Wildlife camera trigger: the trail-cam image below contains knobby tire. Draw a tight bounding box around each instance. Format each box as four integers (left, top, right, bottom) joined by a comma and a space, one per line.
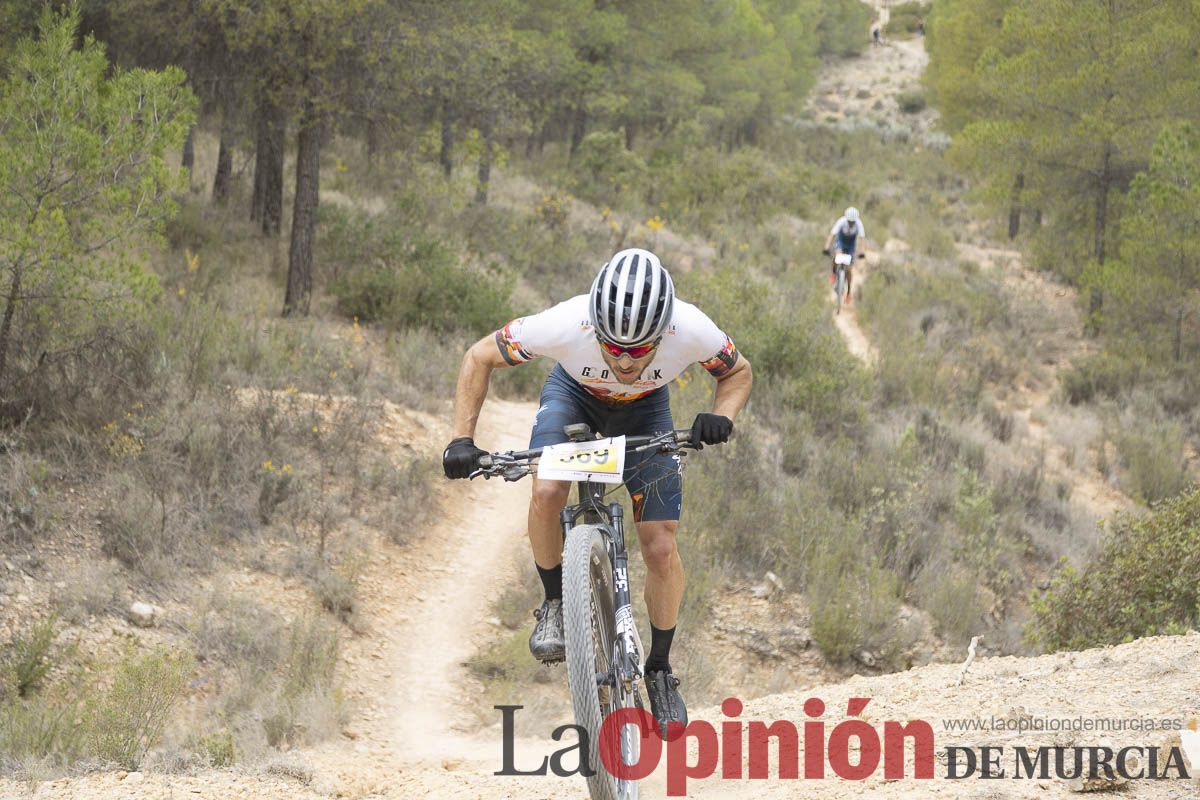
563, 523, 640, 800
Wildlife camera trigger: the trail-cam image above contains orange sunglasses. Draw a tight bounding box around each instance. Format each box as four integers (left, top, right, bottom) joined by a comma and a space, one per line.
597, 337, 659, 359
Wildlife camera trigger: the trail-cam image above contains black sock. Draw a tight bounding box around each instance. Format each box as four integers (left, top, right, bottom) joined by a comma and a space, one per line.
645, 624, 675, 673
537, 563, 563, 602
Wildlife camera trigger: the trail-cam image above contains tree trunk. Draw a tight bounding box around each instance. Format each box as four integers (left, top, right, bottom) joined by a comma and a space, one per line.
260, 101, 285, 237
1007, 172, 1024, 239
1087, 150, 1112, 330
366, 116, 380, 168
251, 107, 265, 222
213, 74, 237, 205
212, 112, 234, 206
0, 267, 20, 392
1174, 307, 1183, 362
181, 127, 195, 181
284, 103, 321, 317
569, 100, 587, 159
439, 96, 454, 179
474, 113, 494, 206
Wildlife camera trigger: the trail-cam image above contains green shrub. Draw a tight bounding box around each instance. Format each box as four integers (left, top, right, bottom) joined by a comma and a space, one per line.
1028, 489, 1200, 650
313, 558, 360, 627
332, 237, 512, 335
98, 474, 172, 579
817, 0, 872, 56
53, 561, 123, 624
88, 648, 193, 770
885, 1, 930, 36
897, 91, 927, 114
0, 698, 84, 770
263, 615, 342, 747
807, 537, 901, 665
1114, 421, 1190, 504
572, 131, 648, 204
1060, 354, 1141, 404
921, 565, 985, 644
196, 729, 236, 767
1, 619, 57, 698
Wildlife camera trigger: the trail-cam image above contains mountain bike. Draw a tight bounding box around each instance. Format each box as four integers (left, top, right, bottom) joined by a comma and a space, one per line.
832, 251, 852, 314
473, 425, 698, 800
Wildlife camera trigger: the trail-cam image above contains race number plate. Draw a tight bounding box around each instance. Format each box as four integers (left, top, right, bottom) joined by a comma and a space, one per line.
537, 436, 626, 484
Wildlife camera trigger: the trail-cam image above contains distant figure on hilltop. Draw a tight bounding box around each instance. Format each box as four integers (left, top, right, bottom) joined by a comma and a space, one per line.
872, 24, 882, 45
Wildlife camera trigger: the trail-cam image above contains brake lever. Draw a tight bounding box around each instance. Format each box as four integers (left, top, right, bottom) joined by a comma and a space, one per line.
502, 465, 532, 482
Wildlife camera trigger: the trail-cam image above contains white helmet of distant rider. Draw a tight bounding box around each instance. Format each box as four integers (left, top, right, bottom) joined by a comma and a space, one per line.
845, 207, 860, 224
589, 248, 675, 348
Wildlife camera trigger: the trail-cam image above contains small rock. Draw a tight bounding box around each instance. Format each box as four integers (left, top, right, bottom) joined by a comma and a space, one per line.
852, 649, 878, 668
765, 571, 784, 594
129, 601, 157, 628
442, 758, 463, 771
116, 771, 128, 780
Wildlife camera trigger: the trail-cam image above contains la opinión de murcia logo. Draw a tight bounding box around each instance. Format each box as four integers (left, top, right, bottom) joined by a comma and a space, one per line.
495, 699, 1196, 796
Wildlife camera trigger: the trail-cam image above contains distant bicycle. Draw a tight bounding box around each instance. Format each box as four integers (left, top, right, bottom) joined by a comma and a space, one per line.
824, 249, 865, 313
473, 424, 703, 800
833, 252, 852, 313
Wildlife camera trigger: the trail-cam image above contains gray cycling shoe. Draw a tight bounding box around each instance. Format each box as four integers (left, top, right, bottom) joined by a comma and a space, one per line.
646, 668, 688, 739
529, 599, 565, 664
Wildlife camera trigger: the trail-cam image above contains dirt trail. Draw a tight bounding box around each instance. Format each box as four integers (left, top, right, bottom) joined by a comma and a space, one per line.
831, 257, 879, 366
4, 398, 582, 799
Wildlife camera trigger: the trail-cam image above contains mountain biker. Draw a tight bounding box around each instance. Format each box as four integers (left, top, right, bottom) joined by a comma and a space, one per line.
822, 206, 870, 305
442, 248, 753, 738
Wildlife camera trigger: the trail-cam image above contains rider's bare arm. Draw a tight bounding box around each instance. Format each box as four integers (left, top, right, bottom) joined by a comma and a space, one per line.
451, 334, 513, 439
712, 355, 752, 421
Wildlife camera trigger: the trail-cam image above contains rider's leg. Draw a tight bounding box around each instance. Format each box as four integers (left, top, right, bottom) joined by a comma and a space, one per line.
525, 367, 598, 661
528, 476, 570, 575
637, 519, 684, 629
636, 519, 683, 668
527, 365, 599, 597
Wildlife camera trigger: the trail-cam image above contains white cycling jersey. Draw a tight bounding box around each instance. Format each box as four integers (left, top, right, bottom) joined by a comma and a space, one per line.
495, 295, 739, 406
830, 216, 867, 240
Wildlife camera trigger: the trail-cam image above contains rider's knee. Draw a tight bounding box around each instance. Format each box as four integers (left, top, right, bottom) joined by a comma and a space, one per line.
638, 523, 679, 572
530, 478, 570, 512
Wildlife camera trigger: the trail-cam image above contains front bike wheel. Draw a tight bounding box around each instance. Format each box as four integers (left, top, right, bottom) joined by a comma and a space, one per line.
563, 524, 642, 800
835, 266, 847, 314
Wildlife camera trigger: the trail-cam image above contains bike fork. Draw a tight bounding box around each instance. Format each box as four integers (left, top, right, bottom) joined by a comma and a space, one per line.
608, 503, 640, 692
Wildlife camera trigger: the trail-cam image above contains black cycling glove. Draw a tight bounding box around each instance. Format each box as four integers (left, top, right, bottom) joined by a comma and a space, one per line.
690, 413, 734, 447
443, 436, 487, 479
822, 248, 831, 256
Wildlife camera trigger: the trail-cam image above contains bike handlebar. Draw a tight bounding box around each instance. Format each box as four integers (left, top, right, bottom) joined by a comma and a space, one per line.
473, 429, 697, 480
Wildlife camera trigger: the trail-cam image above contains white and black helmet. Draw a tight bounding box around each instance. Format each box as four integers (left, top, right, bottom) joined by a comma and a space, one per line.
845, 207, 860, 223
589, 248, 675, 347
